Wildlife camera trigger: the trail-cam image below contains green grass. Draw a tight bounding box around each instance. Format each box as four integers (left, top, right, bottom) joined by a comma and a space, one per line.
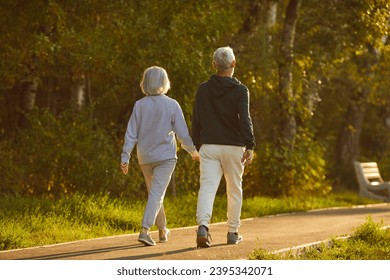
249, 217, 390, 260
0, 191, 378, 251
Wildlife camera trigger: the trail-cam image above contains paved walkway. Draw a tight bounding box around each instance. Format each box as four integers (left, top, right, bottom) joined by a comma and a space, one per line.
1, 203, 390, 260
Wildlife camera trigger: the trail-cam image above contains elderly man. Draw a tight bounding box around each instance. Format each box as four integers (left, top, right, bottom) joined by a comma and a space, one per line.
192, 46, 256, 247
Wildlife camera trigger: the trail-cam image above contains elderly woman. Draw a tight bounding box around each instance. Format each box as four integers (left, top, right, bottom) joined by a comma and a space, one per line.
121, 66, 199, 246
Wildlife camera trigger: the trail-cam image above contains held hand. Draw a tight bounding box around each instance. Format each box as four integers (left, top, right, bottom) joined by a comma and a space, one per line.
120, 162, 129, 175
191, 150, 200, 161
241, 149, 254, 166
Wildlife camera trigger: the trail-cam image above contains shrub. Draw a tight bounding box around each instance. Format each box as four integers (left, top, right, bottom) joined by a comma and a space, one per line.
6, 109, 145, 197
170, 149, 200, 196
0, 140, 24, 195
256, 128, 332, 196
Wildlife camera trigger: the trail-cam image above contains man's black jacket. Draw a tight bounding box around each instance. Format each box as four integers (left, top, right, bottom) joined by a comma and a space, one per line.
191, 74, 256, 151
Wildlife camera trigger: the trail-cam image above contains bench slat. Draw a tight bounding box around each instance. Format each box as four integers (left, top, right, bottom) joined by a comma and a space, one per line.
361, 162, 378, 167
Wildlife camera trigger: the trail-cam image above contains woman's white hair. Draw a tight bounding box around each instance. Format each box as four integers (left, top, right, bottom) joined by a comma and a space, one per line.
140, 66, 171, 95
213, 47, 235, 72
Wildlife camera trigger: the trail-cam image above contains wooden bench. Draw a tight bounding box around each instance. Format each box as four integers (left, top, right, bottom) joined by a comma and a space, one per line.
353, 161, 390, 202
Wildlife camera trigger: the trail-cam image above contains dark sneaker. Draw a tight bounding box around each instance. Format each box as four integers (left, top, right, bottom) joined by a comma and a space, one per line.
196, 225, 211, 248
227, 232, 243, 244
138, 231, 156, 246
159, 228, 170, 243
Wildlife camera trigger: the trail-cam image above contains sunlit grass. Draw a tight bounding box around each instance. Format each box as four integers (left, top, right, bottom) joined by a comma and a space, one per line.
0, 191, 379, 251
249, 217, 390, 260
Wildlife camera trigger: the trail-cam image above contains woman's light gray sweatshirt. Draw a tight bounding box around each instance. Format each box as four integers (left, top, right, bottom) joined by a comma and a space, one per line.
121, 94, 197, 165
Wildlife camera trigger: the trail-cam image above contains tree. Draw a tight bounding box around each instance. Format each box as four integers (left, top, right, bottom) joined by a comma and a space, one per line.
297, 0, 390, 188
277, 0, 301, 149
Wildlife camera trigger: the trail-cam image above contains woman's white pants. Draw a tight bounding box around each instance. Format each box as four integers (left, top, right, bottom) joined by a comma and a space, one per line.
140, 159, 176, 230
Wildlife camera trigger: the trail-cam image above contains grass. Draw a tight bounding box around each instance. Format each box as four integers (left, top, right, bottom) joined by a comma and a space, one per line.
249, 217, 390, 260
0, 191, 379, 251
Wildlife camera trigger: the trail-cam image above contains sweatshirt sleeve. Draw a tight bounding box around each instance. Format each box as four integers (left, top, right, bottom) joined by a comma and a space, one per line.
172, 101, 197, 155
238, 87, 256, 150
121, 105, 139, 163
191, 91, 201, 149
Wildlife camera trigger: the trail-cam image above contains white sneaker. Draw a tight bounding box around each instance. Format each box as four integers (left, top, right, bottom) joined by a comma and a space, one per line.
227, 232, 243, 244
196, 225, 211, 248
138, 231, 156, 246
159, 228, 170, 243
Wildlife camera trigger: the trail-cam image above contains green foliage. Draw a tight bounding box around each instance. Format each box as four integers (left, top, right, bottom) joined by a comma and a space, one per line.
0, 109, 144, 196
172, 150, 200, 195
300, 218, 390, 260
256, 128, 331, 196
0, 140, 24, 194
250, 217, 390, 260
1, 0, 390, 198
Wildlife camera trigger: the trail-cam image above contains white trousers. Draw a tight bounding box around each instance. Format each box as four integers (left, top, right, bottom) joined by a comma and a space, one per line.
140, 159, 176, 230
196, 144, 245, 232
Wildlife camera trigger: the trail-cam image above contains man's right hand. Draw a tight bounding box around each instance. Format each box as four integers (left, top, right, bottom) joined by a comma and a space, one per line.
241, 149, 254, 166
191, 150, 200, 161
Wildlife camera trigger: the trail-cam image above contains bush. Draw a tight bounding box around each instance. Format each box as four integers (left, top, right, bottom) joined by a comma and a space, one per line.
0, 140, 24, 195
256, 128, 332, 196
170, 149, 200, 196
3, 109, 145, 197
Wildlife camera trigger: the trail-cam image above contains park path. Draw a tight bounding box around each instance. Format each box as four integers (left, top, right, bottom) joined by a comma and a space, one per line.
1, 203, 390, 260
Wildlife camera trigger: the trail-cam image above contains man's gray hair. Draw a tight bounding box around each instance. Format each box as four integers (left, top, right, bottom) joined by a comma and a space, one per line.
213, 47, 235, 72
140, 66, 171, 95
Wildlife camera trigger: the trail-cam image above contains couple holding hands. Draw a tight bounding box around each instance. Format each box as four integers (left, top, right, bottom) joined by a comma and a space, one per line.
120, 47, 255, 248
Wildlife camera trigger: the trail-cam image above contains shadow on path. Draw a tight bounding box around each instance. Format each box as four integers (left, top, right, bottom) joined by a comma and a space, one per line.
107, 244, 227, 260
18, 244, 143, 260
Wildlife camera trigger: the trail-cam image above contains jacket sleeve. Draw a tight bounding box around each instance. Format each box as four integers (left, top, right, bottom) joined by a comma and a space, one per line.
121, 104, 138, 163
238, 87, 256, 150
191, 91, 201, 150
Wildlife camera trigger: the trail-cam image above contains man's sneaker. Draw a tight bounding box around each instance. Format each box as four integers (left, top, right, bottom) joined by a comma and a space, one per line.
138, 231, 156, 246
159, 228, 170, 243
196, 225, 211, 248
227, 232, 243, 244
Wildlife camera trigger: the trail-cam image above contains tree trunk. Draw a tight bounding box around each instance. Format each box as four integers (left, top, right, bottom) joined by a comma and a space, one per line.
18, 77, 39, 129
229, 0, 262, 52
71, 76, 87, 112
336, 45, 380, 188
266, 0, 278, 28
336, 87, 369, 188
277, 0, 301, 149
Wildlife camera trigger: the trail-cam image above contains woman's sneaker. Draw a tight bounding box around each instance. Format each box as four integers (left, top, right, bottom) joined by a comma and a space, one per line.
138, 231, 156, 246
227, 232, 243, 244
196, 225, 211, 248
159, 228, 170, 243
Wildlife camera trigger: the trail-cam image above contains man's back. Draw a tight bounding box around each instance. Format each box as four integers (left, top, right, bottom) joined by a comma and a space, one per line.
192, 74, 255, 150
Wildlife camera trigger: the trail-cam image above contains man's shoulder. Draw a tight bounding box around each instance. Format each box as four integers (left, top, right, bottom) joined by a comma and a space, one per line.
233, 79, 248, 92
236, 84, 249, 97
199, 80, 210, 88
196, 81, 210, 94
